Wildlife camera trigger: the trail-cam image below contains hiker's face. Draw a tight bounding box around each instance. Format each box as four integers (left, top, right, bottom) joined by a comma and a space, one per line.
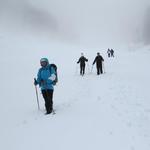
40, 61, 47, 67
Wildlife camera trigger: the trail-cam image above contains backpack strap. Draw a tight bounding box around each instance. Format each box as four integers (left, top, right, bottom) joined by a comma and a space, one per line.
49, 64, 52, 74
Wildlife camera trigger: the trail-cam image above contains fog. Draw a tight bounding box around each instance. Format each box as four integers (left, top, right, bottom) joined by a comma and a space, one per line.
0, 0, 150, 46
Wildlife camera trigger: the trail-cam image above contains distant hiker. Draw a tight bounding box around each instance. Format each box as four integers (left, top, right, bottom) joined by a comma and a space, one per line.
77, 53, 88, 76
34, 58, 56, 114
107, 48, 111, 57
93, 52, 104, 75
110, 49, 114, 57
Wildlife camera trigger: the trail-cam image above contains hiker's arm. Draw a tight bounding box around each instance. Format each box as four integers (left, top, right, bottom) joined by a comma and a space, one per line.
93, 57, 96, 65
77, 58, 80, 63
36, 70, 41, 85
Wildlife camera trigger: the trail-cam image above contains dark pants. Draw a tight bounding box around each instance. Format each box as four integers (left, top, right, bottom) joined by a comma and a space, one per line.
96, 64, 103, 75
42, 89, 53, 113
111, 53, 114, 57
80, 64, 85, 75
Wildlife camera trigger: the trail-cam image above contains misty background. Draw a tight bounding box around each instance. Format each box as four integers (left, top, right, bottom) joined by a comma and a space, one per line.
0, 0, 150, 47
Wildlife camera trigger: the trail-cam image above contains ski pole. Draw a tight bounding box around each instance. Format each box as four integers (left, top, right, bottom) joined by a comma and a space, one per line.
102, 62, 105, 73
75, 63, 78, 75
91, 65, 94, 73
34, 78, 40, 110
87, 62, 90, 74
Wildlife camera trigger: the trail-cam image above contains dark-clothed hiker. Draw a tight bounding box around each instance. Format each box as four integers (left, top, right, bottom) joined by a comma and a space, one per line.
110, 49, 114, 57
107, 48, 111, 57
93, 52, 104, 75
34, 58, 56, 115
77, 53, 88, 76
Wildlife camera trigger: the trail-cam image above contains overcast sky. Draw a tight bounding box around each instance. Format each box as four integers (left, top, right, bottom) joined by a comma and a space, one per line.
0, 0, 150, 46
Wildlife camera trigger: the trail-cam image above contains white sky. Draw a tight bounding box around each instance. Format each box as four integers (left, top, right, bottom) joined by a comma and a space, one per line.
0, 0, 150, 46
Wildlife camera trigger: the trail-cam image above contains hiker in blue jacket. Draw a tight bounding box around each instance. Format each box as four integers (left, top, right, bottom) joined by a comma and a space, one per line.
34, 58, 56, 114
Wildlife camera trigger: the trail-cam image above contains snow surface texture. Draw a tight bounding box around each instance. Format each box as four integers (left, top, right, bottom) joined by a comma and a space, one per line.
1, 35, 150, 150
0, 1, 150, 150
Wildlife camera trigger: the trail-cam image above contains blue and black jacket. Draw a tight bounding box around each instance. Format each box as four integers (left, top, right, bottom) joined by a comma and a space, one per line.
36, 64, 56, 90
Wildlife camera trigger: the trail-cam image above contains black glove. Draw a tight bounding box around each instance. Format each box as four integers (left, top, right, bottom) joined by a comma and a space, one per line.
34, 78, 38, 86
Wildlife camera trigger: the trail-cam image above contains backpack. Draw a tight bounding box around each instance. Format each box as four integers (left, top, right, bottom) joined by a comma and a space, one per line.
49, 64, 58, 85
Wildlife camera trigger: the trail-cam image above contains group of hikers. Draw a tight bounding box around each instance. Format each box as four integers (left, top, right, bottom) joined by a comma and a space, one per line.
34, 50, 114, 115
77, 52, 104, 76
107, 48, 114, 57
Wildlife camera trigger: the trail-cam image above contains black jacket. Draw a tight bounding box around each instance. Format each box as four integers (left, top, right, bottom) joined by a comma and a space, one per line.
77, 56, 88, 66
93, 55, 104, 66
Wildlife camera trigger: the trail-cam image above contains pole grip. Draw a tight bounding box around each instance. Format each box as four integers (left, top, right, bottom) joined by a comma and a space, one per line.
34, 78, 40, 110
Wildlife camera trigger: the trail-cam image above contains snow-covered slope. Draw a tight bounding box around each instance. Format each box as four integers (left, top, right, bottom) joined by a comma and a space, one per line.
0, 1, 150, 150
0, 33, 150, 150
